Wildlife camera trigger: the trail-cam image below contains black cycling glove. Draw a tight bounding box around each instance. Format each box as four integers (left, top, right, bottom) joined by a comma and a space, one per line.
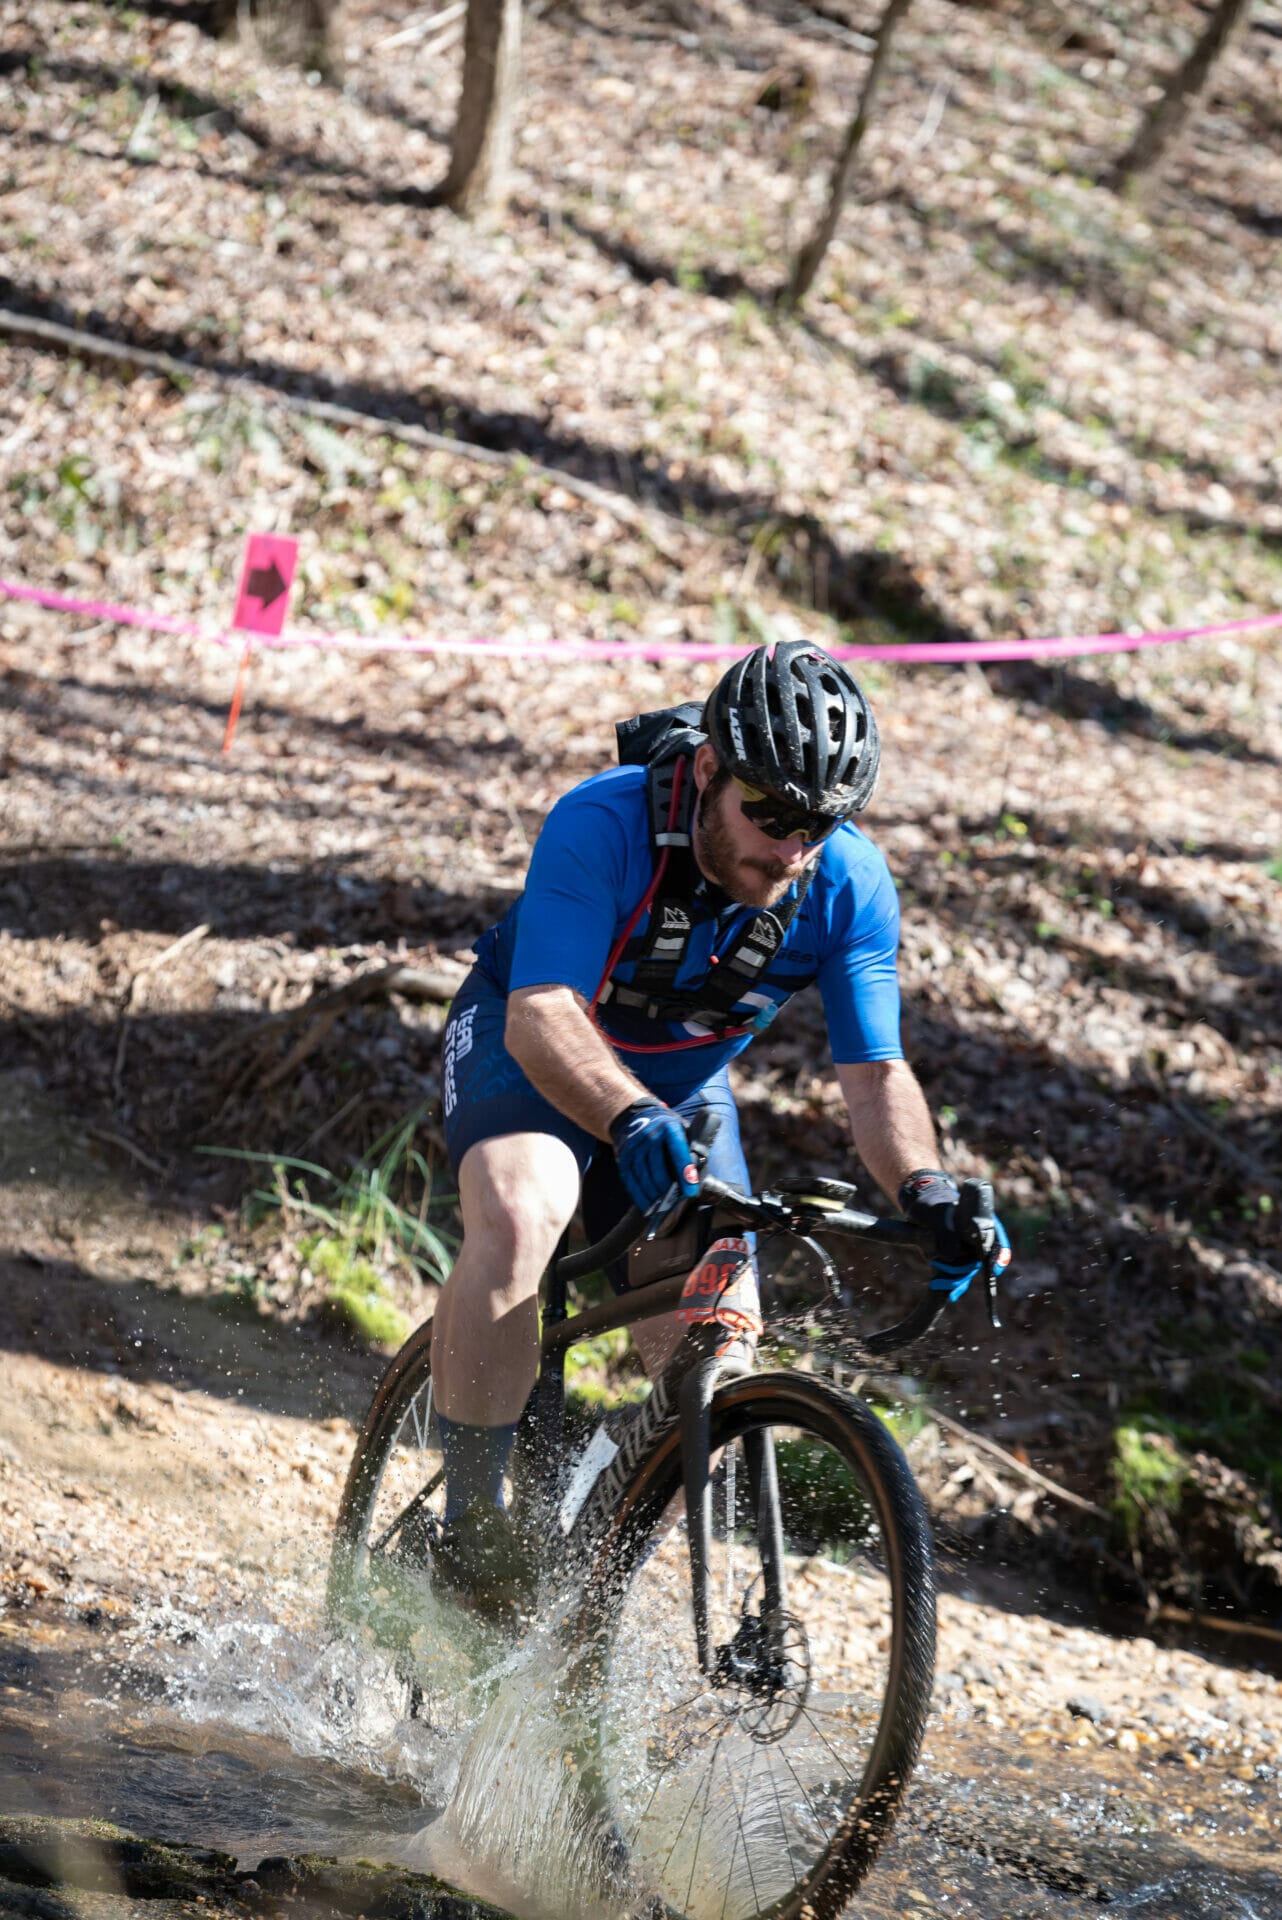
899, 1168, 1012, 1303
610, 1097, 702, 1223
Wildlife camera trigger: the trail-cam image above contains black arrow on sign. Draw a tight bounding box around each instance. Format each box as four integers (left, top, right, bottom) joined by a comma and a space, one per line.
246, 560, 287, 608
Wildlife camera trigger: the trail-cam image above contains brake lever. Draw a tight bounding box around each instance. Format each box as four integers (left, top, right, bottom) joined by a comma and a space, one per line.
957, 1177, 1003, 1331
643, 1108, 723, 1241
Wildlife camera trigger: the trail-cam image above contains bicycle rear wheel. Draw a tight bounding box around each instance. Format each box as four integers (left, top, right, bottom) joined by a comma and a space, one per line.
576, 1370, 936, 1920
327, 1323, 494, 1720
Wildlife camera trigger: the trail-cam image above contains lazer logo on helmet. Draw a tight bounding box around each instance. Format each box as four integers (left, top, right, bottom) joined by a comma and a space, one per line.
728, 709, 747, 758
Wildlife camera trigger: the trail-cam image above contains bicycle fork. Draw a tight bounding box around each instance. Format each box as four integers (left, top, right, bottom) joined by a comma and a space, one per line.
678, 1340, 789, 1678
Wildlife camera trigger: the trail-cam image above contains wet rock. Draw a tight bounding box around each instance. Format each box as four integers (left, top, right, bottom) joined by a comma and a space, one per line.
245, 1855, 513, 1918
0, 1825, 516, 1920
0, 1819, 238, 1903
0, 1886, 75, 1919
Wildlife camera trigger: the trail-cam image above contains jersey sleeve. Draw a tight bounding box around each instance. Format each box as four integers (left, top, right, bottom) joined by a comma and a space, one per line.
507, 778, 640, 1000
817, 840, 904, 1063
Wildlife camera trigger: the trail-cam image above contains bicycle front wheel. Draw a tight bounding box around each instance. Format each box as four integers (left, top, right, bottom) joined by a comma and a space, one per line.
579, 1370, 936, 1920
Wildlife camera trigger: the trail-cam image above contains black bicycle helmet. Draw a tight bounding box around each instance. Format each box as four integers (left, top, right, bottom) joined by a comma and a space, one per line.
702, 641, 881, 815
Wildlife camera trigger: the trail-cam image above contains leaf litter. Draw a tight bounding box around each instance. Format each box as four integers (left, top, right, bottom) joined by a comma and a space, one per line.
0, 0, 1279, 1619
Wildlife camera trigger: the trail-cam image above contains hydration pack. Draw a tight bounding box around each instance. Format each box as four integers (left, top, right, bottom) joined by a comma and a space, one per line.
589, 705, 814, 1045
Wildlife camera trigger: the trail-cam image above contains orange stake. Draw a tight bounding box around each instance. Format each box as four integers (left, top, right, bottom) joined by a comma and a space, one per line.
222, 639, 255, 754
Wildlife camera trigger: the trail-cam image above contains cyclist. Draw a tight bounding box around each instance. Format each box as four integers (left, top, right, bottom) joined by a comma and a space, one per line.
430, 640, 1008, 1615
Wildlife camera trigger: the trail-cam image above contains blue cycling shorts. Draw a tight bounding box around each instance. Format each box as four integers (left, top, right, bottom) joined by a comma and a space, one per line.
441, 966, 751, 1279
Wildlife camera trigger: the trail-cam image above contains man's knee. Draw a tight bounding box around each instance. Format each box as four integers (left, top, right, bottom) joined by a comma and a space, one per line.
457, 1133, 580, 1280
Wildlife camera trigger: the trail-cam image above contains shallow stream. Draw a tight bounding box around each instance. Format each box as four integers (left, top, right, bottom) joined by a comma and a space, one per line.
0, 1599, 1277, 1919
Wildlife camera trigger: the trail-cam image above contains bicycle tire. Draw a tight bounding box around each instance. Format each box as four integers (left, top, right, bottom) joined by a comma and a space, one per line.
327, 1319, 438, 1627
327, 1319, 544, 1744
568, 1369, 936, 1920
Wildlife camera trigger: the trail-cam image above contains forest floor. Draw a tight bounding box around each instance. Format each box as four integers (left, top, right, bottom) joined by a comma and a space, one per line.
1, 0, 1281, 1636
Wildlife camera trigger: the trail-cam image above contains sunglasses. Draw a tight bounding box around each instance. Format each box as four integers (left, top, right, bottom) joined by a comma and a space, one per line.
730, 776, 844, 845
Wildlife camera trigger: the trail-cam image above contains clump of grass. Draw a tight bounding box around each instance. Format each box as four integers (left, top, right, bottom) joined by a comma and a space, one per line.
565, 1327, 648, 1414
202, 1108, 457, 1348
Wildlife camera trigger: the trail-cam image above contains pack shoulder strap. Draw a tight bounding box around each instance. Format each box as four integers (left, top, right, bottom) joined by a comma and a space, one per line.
601, 751, 816, 1035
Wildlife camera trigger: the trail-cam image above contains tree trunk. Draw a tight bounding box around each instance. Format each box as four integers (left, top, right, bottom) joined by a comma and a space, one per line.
784, 0, 915, 309
1112, 0, 1253, 191
213, 0, 341, 78
435, 0, 523, 218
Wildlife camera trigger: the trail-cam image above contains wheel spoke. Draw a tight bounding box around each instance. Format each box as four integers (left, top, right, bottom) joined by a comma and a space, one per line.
795, 1703, 860, 1785
724, 1440, 736, 1614
682, 1714, 723, 1917
774, 1736, 842, 1855
762, 1739, 812, 1886
409, 1376, 434, 1454
368, 1468, 443, 1557
719, 1737, 763, 1920
657, 1743, 715, 1889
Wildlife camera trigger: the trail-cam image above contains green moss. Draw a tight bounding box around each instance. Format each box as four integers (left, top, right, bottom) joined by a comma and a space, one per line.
1111, 1422, 1190, 1544
302, 1232, 411, 1349
1126, 1364, 1282, 1502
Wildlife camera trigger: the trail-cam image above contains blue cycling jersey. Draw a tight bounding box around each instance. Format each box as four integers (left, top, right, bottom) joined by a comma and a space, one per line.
471, 765, 903, 1103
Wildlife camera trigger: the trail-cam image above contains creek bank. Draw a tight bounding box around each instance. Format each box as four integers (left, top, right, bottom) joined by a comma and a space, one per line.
0, 1819, 514, 1920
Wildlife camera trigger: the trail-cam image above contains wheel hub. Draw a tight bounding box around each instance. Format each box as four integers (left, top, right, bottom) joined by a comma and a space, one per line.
713, 1608, 812, 1743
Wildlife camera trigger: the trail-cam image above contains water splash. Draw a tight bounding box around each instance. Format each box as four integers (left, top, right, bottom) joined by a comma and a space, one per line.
143, 1591, 632, 1917
406, 1651, 632, 1920
1115, 1879, 1281, 1919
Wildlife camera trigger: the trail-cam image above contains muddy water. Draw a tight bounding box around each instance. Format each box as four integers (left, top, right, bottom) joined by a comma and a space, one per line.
0, 1603, 1277, 1920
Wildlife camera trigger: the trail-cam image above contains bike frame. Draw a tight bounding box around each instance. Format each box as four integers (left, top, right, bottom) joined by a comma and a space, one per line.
513, 1173, 999, 1681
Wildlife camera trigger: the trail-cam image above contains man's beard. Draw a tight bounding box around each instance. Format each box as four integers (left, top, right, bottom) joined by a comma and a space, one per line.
694, 781, 811, 908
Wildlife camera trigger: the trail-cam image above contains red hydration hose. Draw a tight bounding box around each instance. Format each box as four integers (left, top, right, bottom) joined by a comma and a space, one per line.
589, 756, 751, 1053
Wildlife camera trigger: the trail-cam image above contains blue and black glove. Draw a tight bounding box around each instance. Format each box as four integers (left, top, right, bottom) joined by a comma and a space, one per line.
899, 1169, 1012, 1303
610, 1097, 702, 1225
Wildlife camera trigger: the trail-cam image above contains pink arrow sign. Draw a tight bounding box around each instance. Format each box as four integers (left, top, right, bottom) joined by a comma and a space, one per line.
223, 532, 299, 752
232, 532, 299, 637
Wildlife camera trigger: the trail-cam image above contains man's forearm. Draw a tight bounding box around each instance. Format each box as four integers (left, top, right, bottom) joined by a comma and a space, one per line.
836, 1058, 941, 1202
505, 985, 645, 1140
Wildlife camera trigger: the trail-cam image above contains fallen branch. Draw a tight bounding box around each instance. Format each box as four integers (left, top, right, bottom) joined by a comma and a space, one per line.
924, 1404, 1108, 1520
0, 306, 694, 562
215, 961, 462, 1102
113, 923, 212, 1101
1166, 1095, 1280, 1195
86, 1127, 169, 1177
373, 1, 465, 50
1150, 1602, 1282, 1649
141, 922, 213, 978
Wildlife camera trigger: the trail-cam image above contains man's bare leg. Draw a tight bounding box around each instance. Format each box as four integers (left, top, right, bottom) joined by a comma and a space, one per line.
431, 1130, 581, 1426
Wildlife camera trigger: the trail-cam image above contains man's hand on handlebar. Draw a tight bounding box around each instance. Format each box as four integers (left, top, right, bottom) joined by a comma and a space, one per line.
610, 1097, 702, 1226
898, 1169, 1012, 1304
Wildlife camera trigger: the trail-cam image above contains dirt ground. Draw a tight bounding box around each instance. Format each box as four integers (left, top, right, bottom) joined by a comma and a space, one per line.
2, 587, 1279, 1615
1, 0, 1282, 1848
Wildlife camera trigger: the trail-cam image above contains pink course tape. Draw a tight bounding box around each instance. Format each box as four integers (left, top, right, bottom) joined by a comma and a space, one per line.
2, 574, 1280, 666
